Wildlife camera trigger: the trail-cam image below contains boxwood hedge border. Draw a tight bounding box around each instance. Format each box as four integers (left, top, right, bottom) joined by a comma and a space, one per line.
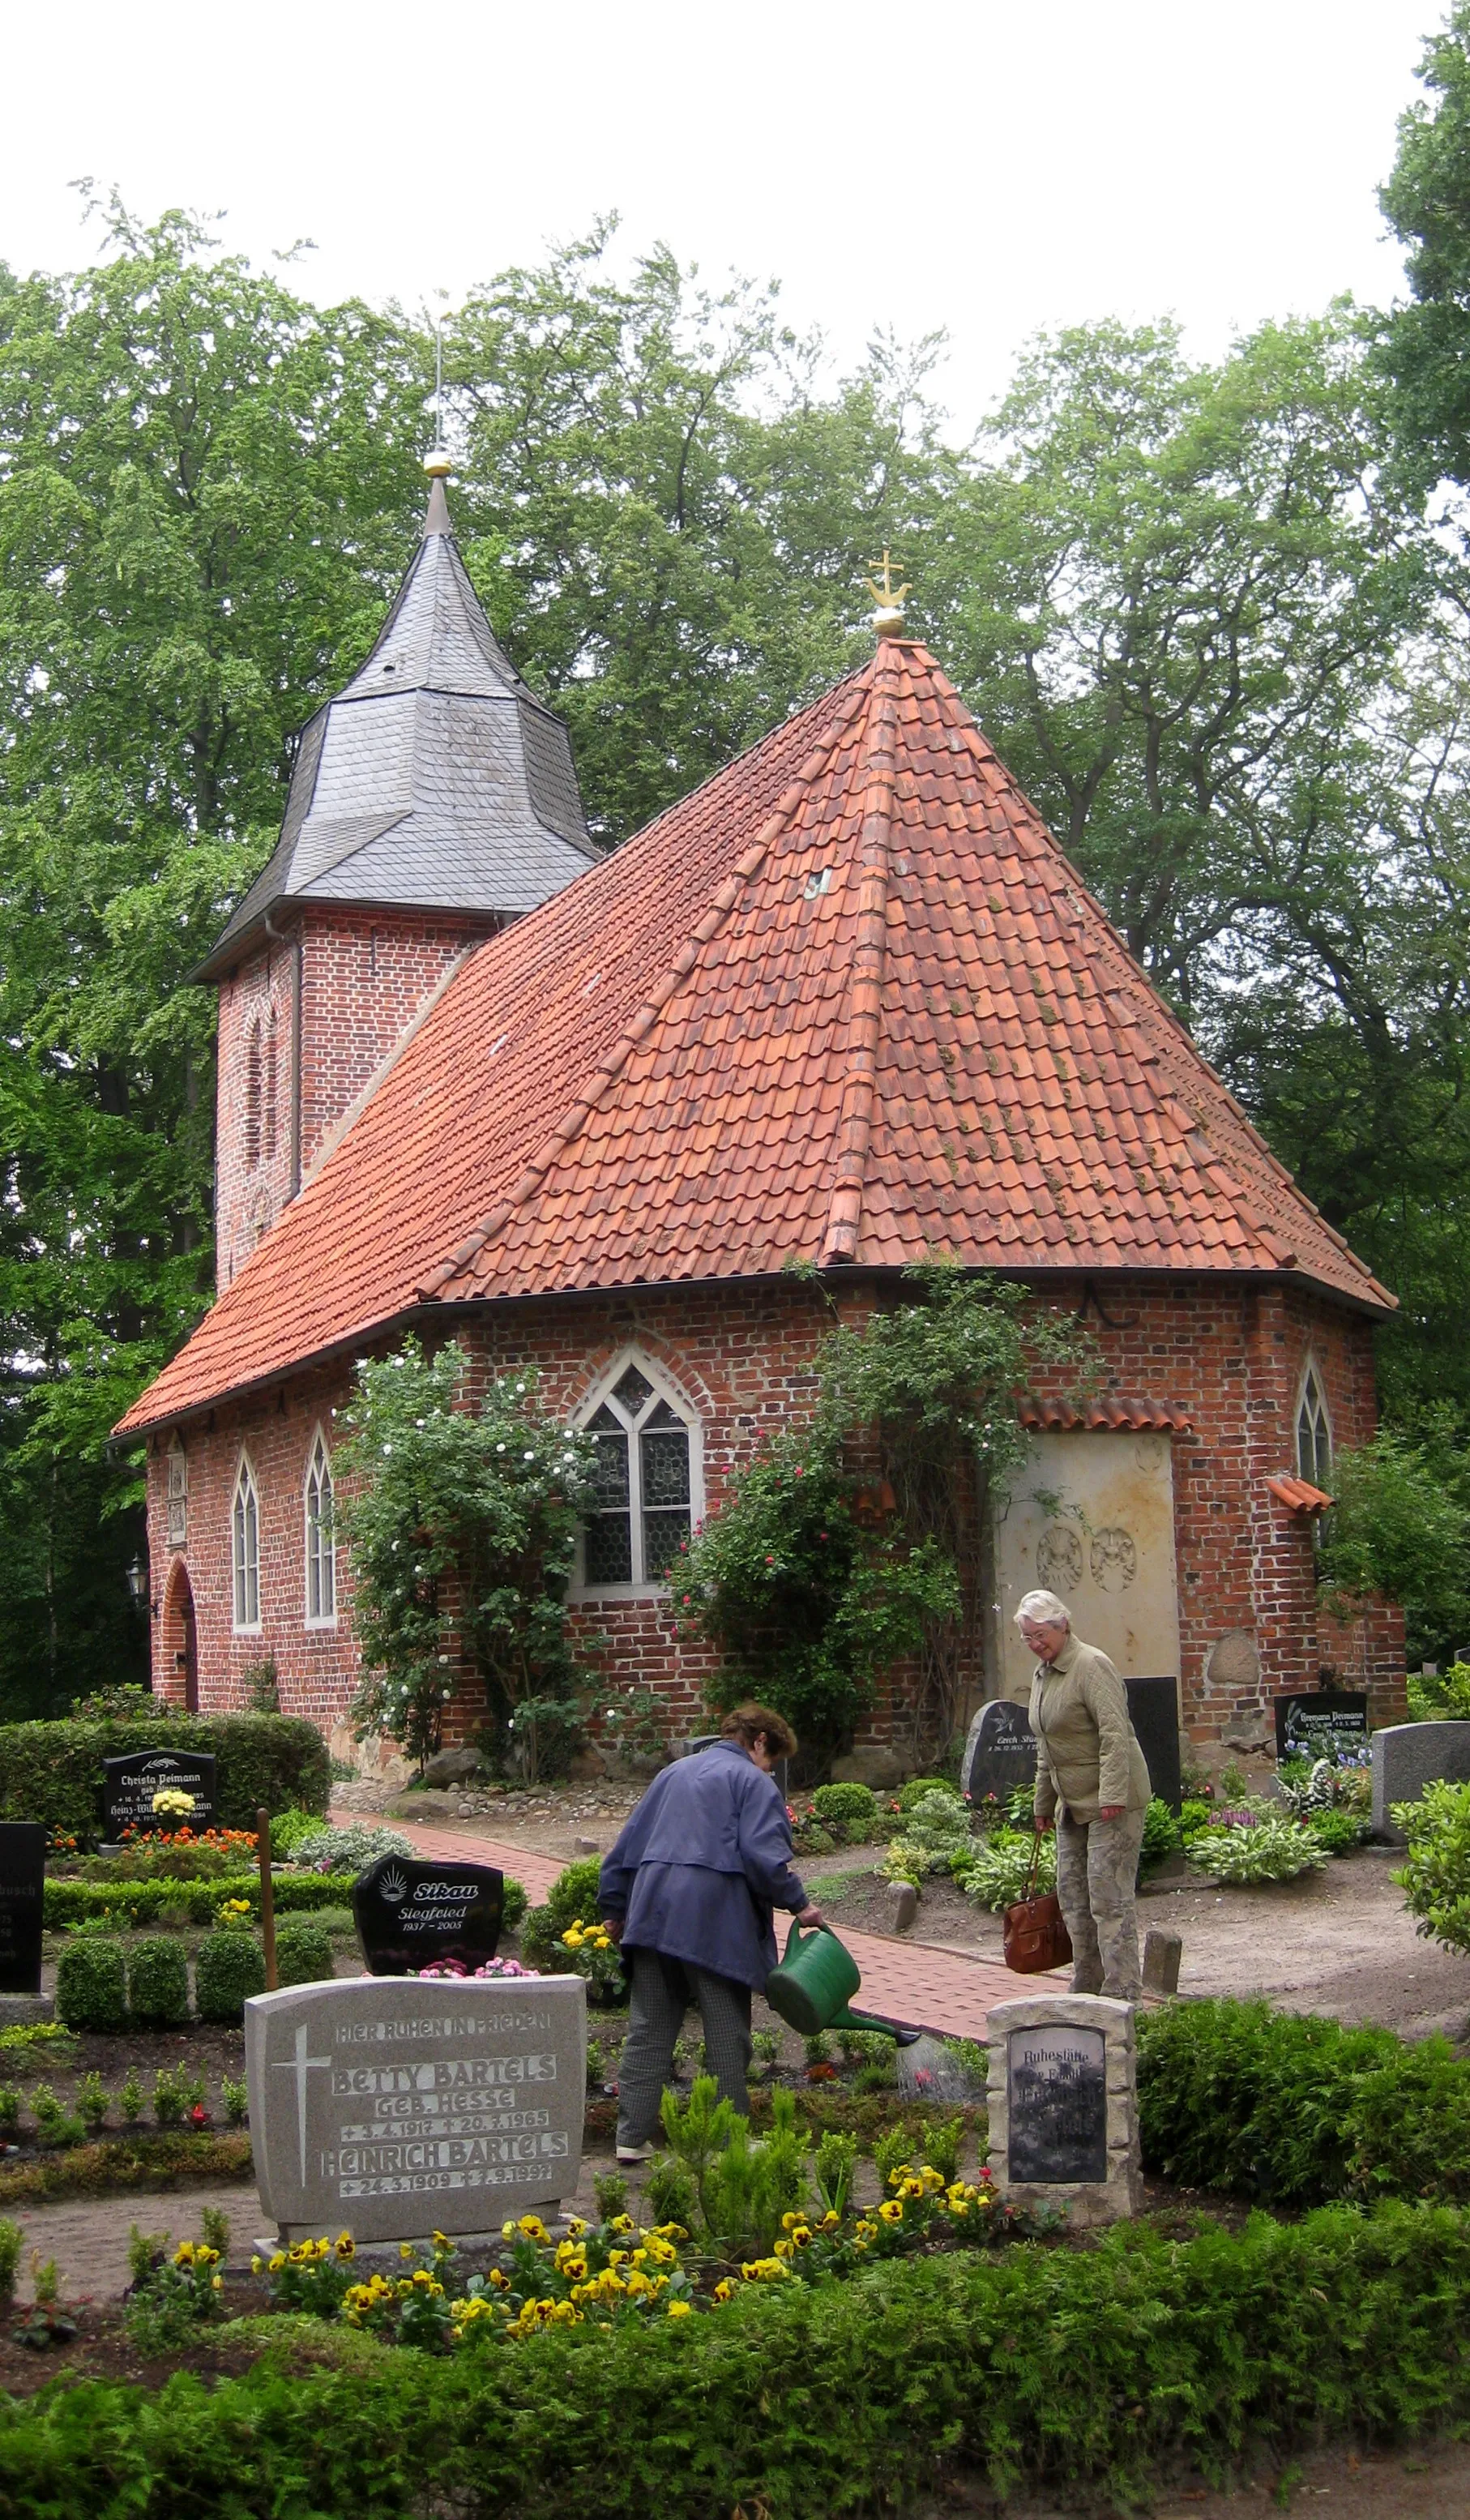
0, 2201, 1467, 2517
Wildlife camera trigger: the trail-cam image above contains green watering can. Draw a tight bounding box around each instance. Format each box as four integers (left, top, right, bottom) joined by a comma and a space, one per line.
764, 1919, 921, 2045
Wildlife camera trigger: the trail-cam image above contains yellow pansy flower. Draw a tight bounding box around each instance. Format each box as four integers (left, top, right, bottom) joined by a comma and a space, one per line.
666, 2300, 692, 2317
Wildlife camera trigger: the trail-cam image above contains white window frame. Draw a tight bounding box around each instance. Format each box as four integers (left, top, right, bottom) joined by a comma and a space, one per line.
570, 1349, 703, 1599
231, 1453, 262, 1632
304, 1426, 336, 1628
1295, 1360, 1333, 1489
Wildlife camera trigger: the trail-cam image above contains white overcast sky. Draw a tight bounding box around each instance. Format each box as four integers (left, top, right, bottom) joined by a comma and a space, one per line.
0, 0, 1443, 434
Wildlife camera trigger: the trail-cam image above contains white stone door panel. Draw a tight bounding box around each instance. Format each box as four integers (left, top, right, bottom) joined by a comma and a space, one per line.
994, 1431, 1181, 1701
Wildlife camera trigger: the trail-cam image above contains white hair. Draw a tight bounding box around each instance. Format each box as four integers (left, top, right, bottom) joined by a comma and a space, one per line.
1015, 1589, 1070, 1629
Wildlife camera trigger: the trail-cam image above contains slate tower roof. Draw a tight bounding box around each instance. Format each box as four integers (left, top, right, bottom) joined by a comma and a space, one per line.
120, 638, 1391, 1435
194, 477, 599, 981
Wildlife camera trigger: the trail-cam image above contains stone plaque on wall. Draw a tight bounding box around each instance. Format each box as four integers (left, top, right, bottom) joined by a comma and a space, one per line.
246, 1974, 587, 2244
997, 1431, 1181, 1701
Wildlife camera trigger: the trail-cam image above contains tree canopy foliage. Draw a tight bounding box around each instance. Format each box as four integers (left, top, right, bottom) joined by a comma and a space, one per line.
12, 78, 1470, 1700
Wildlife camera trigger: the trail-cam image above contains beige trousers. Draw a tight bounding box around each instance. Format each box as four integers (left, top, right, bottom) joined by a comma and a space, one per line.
1054, 1805, 1146, 2000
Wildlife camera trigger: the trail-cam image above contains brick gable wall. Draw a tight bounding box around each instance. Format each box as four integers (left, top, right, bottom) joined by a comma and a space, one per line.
143, 1275, 1405, 1762
213, 909, 496, 1293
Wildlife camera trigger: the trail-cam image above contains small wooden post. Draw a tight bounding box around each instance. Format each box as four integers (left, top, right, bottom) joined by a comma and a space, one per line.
256, 1807, 277, 1992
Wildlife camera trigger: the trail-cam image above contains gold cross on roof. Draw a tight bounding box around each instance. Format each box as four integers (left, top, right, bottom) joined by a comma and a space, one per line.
865, 550, 910, 610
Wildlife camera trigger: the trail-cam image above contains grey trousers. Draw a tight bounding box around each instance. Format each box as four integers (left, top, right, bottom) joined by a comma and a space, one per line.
1055, 1806, 1146, 2000
616, 1949, 754, 2147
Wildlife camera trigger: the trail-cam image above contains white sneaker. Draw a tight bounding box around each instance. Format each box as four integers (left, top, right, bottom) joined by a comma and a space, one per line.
615, 2143, 656, 2164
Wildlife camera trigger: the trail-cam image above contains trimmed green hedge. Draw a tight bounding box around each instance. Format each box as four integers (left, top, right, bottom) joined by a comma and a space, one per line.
44, 1871, 360, 1928
0, 1713, 330, 1838
1138, 1996, 1470, 2206
0, 2203, 1467, 2515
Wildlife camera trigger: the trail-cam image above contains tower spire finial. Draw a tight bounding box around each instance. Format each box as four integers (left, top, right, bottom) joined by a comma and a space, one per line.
422, 302, 453, 533
865, 550, 910, 638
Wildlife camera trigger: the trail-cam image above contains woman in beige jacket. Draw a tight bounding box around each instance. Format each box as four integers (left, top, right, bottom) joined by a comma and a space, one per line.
1018, 1587, 1151, 2000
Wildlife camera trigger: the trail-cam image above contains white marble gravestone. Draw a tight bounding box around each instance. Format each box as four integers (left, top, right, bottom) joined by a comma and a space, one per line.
246, 1974, 586, 2244
985, 1992, 1141, 2228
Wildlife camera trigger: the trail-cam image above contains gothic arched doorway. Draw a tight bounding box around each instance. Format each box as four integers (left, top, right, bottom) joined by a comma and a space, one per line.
161, 1560, 199, 1714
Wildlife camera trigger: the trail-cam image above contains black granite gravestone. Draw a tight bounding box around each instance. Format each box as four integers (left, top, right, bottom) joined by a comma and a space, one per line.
101, 1749, 217, 1839
353, 1854, 505, 1977
0, 1825, 45, 1995
1274, 1692, 1369, 1765
1006, 2023, 1108, 2184
1124, 1677, 1182, 1812
962, 1701, 1038, 1812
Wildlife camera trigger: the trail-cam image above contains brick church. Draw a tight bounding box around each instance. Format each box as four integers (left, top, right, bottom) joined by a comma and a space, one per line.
117, 468, 1406, 1771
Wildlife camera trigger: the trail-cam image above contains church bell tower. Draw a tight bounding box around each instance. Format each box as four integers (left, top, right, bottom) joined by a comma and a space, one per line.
194, 461, 598, 1288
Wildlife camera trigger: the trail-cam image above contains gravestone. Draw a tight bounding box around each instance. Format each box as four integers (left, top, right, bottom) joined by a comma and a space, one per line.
961, 1700, 1037, 1813
1142, 1927, 1182, 1997
1273, 1692, 1368, 1766
986, 1992, 1141, 2227
101, 1748, 216, 1839
353, 1855, 505, 1977
246, 1973, 587, 2244
1371, 1720, 1470, 1846
1124, 1676, 1182, 1812
0, 1825, 46, 2000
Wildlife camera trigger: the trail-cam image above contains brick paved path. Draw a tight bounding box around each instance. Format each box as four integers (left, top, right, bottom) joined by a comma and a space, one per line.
355, 1813, 1060, 2042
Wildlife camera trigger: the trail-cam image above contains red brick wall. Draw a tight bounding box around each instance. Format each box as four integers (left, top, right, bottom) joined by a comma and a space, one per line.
213, 910, 495, 1293
143, 1273, 1404, 1759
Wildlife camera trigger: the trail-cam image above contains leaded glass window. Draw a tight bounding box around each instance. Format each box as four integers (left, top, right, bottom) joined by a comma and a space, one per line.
232, 1458, 261, 1631
305, 1431, 335, 1624
1297, 1368, 1331, 1487
579, 1363, 694, 1589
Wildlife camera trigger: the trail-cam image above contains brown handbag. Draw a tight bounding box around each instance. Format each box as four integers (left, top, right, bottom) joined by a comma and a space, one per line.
1002, 1832, 1073, 1975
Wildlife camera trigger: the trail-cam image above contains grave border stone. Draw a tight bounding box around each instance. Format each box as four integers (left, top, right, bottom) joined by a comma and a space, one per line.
986, 1992, 1141, 2228
246, 1972, 588, 2246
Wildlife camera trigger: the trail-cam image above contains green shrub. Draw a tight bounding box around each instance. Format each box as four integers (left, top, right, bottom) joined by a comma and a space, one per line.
126, 1935, 190, 2026
896, 1775, 951, 1813
1138, 1796, 1179, 1866
288, 1820, 413, 1872
545, 1855, 605, 1932
1186, 1809, 1327, 1885
1306, 1808, 1368, 1855
1393, 1777, 1470, 1952
266, 1807, 320, 1857
810, 1782, 880, 1835
56, 1935, 127, 2032
1137, 1996, 1470, 2206
274, 1919, 334, 1987
44, 1868, 360, 1929
0, 2219, 19, 2305
1178, 1797, 1212, 1839
0, 1712, 329, 1840
956, 1827, 1055, 1911
2, 2204, 1470, 2512
194, 1932, 267, 2024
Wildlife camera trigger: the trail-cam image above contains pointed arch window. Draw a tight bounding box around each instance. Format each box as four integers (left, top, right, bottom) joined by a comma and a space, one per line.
575, 1358, 700, 1592
231, 1457, 261, 1632
304, 1431, 335, 1626
1297, 1367, 1332, 1488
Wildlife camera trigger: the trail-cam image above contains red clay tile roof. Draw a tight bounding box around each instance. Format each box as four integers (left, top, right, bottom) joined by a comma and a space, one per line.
116, 641, 1393, 1436
1018, 1395, 1194, 1434
1267, 1474, 1335, 1514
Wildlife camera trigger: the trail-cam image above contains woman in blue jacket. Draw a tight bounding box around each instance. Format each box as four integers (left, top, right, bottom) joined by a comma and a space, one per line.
599, 1704, 824, 2163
